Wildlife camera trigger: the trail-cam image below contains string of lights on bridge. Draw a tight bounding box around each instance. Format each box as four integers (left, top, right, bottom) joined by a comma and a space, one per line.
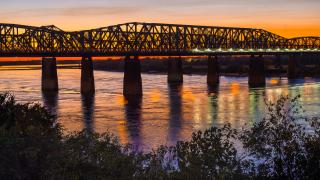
192, 48, 320, 54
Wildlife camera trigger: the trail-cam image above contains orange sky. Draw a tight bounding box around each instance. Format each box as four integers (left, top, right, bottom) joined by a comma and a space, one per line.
1, 0, 319, 38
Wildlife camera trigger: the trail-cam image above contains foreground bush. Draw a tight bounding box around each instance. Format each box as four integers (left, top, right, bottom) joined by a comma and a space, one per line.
172, 125, 243, 179
142, 125, 246, 179
0, 93, 319, 179
241, 95, 320, 179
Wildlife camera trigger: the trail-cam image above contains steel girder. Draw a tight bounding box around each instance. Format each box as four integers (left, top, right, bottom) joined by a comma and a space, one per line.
287, 37, 320, 49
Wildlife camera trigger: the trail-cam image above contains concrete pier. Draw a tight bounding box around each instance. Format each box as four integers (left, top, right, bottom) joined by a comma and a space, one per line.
123, 56, 143, 97
288, 55, 300, 79
248, 55, 266, 87
168, 57, 183, 83
207, 56, 220, 87
81, 57, 95, 93
42, 57, 58, 91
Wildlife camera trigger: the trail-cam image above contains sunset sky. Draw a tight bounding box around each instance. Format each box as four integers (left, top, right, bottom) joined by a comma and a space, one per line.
0, 0, 319, 38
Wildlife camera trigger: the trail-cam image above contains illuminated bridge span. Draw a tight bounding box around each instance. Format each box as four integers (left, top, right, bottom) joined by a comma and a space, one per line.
0, 22, 320, 97
0, 22, 320, 56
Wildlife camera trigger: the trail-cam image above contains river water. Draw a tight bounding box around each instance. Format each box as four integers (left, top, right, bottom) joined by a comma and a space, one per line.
1, 67, 320, 151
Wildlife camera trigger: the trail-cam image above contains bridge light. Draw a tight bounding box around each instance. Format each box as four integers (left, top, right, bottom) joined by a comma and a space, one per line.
205, 48, 212, 52
267, 49, 272, 52
307, 48, 311, 51
313, 48, 318, 51
258, 49, 263, 52
239, 49, 244, 52
276, 48, 281, 51
217, 48, 222, 52
193, 48, 200, 52
249, 49, 254, 52
285, 48, 289, 51
299, 49, 304, 51
228, 48, 234, 52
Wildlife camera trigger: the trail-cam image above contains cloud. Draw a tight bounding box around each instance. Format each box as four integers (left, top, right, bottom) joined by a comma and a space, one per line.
138, 0, 320, 8
0, 6, 144, 18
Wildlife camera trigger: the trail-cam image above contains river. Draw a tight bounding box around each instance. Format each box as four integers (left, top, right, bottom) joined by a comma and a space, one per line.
1, 67, 320, 151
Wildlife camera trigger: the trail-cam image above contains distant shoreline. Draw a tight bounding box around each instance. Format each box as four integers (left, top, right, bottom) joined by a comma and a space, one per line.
1, 58, 319, 78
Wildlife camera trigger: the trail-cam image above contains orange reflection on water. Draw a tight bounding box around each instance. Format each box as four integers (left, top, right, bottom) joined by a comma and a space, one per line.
192, 99, 202, 129
117, 120, 129, 145
116, 95, 128, 106
266, 84, 289, 102
216, 82, 250, 127
269, 79, 280, 86
230, 82, 240, 95
149, 89, 161, 103
182, 87, 196, 102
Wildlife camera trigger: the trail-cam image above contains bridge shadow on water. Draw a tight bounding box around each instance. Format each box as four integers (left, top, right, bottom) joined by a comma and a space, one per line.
123, 83, 185, 149
248, 88, 266, 125
288, 77, 320, 86
81, 92, 95, 133
207, 85, 219, 125
124, 95, 143, 150
168, 83, 183, 144
42, 91, 59, 121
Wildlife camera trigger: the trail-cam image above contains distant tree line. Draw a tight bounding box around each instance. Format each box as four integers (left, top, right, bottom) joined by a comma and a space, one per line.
0, 93, 319, 179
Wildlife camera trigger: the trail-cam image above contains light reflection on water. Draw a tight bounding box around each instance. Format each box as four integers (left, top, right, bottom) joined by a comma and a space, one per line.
1, 68, 320, 151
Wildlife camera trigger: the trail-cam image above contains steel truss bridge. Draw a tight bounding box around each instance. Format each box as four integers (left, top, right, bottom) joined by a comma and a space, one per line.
0, 22, 319, 57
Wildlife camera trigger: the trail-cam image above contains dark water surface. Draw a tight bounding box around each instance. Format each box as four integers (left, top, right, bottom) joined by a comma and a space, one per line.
1, 68, 320, 151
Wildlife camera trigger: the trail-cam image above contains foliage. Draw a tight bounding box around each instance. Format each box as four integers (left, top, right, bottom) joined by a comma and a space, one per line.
0, 93, 63, 179
241, 95, 320, 179
171, 124, 243, 179
140, 125, 245, 179
0, 93, 320, 179
60, 131, 144, 179
303, 119, 320, 179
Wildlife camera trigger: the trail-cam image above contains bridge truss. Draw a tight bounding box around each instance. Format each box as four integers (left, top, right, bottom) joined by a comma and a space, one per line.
0, 22, 319, 57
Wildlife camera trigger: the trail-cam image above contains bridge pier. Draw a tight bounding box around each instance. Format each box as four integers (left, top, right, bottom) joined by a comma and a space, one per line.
42, 57, 58, 91
288, 55, 301, 79
168, 57, 183, 83
123, 56, 143, 97
81, 57, 95, 93
249, 55, 266, 87
314, 55, 320, 77
207, 56, 220, 87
